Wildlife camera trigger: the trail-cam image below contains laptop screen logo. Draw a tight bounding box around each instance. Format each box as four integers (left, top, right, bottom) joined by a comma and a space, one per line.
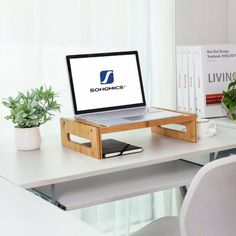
90, 70, 125, 93
100, 70, 114, 84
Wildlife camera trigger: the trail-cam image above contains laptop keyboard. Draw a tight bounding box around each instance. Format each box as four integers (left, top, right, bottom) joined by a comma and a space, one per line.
82, 107, 161, 120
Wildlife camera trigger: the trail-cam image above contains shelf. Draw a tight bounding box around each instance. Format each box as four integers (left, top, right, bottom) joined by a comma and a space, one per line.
60, 110, 197, 159
35, 160, 201, 210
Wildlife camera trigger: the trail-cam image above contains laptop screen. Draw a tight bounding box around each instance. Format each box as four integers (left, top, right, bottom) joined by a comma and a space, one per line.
66, 51, 146, 115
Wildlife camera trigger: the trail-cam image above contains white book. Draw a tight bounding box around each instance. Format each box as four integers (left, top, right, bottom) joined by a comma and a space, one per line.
193, 44, 236, 118
182, 47, 189, 112
187, 46, 196, 114
193, 46, 205, 118
176, 46, 183, 111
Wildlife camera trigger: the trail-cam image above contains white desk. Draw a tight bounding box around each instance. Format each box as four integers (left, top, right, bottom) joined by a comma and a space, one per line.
0, 120, 235, 234
0, 177, 102, 236
0, 126, 235, 189
0, 126, 236, 210
214, 117, 236, 128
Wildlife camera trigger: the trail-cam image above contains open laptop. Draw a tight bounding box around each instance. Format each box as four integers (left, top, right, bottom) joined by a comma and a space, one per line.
66, 51, 182, 127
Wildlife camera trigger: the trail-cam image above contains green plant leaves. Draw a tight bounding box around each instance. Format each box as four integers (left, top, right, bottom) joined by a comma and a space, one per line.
2, 86, 61, 128
228, 80, 236, 90
223, 80, 236, 119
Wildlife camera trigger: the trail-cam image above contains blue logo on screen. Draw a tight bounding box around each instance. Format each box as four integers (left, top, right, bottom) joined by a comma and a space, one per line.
100, 70, 114, 84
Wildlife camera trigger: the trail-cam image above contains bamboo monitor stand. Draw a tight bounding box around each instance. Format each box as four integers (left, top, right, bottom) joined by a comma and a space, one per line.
60, 109, 197, 159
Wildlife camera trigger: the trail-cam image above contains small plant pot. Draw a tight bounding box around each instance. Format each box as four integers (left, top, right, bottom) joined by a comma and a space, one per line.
15, 126, 41, 151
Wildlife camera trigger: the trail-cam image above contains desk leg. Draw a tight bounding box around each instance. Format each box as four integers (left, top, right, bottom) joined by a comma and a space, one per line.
50, 184, 56, 202
209, 152, 216, 162
180, 186, 187, 198
49, 184, 66, 210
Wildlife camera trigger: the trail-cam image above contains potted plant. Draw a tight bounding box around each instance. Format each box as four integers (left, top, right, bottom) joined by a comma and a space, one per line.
222, 80, 236, 120
2, 86, 61, 150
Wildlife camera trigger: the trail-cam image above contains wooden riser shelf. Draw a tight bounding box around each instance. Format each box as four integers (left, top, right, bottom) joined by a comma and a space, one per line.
60, 109, 197, 159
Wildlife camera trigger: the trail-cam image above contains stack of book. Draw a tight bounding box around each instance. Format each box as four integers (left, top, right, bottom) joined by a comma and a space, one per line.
176, 44, 236, 118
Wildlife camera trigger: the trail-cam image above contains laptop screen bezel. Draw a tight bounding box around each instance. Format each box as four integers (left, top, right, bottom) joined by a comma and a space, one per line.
66, 51, 146, 115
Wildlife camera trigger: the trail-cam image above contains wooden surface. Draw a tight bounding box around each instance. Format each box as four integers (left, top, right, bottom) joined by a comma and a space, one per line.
61, 118, 102, 158
35, 160, 201, 210
152, 115, 196, 142
60, 111, 197, 159
0, 126, 235, 189
0, 177, 102, 236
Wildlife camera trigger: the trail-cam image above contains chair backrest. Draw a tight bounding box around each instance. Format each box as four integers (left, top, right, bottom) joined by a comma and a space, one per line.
180, 155, 236, 236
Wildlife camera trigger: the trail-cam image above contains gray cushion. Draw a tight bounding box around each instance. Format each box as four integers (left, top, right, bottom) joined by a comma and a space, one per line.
132, 216, 180, 236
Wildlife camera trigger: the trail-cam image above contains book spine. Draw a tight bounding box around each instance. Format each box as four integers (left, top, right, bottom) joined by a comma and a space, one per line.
182, 47, 189, 112
176, 46, 183, 111
187, 46, 196, 114
193, 46, 206, 118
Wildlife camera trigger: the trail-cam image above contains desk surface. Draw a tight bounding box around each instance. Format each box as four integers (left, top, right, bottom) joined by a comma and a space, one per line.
0, 177, 102, 236
0, 126, 235, 189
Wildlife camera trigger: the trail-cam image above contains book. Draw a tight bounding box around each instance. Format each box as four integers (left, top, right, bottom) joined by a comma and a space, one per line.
176, 46, 190, 112
182, 47, 190, 112
176, 46, 184, 111
187, 46, 196, 114
193, 45, 206, 118
83, 139, 143, 158
193, 44, 236, 118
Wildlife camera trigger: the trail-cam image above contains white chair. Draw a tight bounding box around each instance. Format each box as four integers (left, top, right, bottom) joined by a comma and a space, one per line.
132, 155, 236, 236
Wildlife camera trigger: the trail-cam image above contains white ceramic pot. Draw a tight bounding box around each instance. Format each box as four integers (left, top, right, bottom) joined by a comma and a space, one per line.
15, 126, 41, 151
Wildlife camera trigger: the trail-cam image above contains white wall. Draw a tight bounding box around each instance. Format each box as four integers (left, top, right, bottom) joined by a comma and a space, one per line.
0, 1, 175, 143
175, 0, 228, 45
228, 0, 236, 42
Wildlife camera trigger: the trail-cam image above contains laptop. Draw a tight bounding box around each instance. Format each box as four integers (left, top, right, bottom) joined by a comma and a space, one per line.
66, 51, 182, 127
